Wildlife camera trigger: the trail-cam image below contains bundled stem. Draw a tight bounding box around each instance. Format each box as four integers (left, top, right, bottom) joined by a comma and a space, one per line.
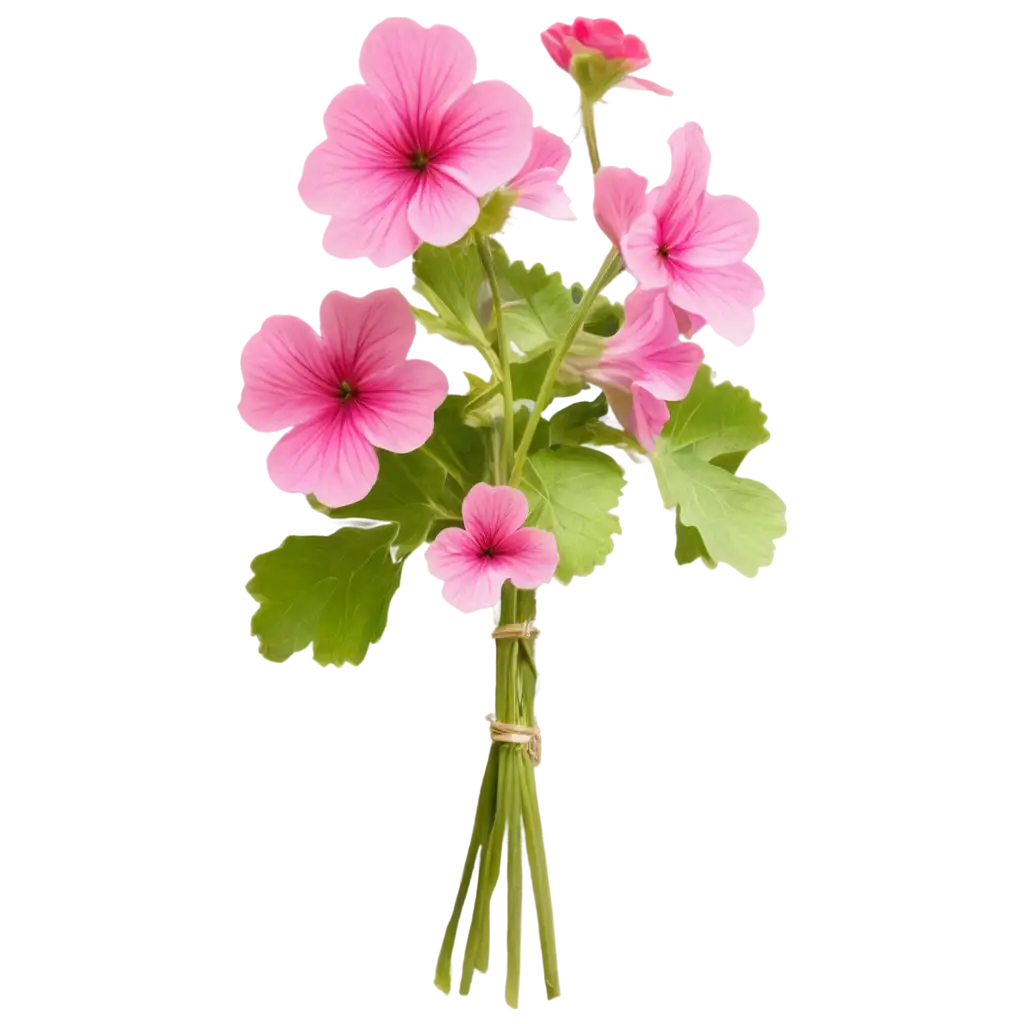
434, 586, 558, 1006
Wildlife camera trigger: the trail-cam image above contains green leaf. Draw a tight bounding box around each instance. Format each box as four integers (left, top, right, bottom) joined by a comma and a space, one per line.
501, 261, 576, 355
306, 447, 452, 557
579, 293, 624, 338
660, 365, 770, 460
423, 395, 488, 496
474, 189, 517, 235
514, 406, 550, 454
674, 520, 712, 567
247, 524, 404, 667
548, 392, 636, 448
521, 446, 625, 583
412, 242, 490, 347
652, 450, 786, 578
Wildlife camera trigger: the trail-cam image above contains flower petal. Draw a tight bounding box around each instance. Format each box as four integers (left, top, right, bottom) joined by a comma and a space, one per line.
650, 123, 710, 232
406, 171, 481, 246
623, 287, 704, 339
266, 408, 379, 507
353, 359, 449, 453
495, 528, 560, 589
621, 210, 673, 289
684, 193, 759, 266
462, 483, 529, 547
593, 166, 649, 247
665, 262, 765, 345
239, 316, 337, 431
508, 128, 575, 220
618, 75, 673, 96
425, 528, 505, 613
629, 384, 671, 451
318, 289, 416, 381
298, 85, 406, 217
359, 18, 476, 123
540, 23, 574, 70
321, 188, 419, 268
434, 80, 534, 195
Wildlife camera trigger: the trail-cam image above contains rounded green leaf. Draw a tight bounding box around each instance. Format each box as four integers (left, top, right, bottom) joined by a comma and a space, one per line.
247, 524, 404, 667
521, 447, 625, 582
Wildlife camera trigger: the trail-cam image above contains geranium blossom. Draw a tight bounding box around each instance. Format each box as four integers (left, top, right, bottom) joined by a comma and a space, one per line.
299, 18, 534, 267
239, 289, 448, 507
425, 484, 559, 612
594, 123, 763, 345
567, 289, 704, 450
541, 17, 672, 96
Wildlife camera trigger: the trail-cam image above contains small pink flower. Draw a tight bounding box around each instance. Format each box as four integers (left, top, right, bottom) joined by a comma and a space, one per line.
425, 484, 559, 612
587, 289, 704, 450
239, 289, 448, 507
299, 18, 534, 267
540, 10, 643, 74
594, 123, 763, 345
506, 127, 575, 221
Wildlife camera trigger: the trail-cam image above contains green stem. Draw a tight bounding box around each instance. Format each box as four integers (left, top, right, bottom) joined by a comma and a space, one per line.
505, 751, 523, 1008
475, 232, 514, 483
509, 246, 623, 486
581, 96, 601, 174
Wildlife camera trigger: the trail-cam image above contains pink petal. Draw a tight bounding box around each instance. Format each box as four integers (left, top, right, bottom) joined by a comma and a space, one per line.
239, 316, 337, 431
321, 189, 419, 268
665, 262, 765, 346
623, 287, 699, 338
629, 385, 671, 451
494, 528, 560, 589
508, 128, 575, 221
462, 483, 529, 547
540, 24, 573, 71
434, 80, 534, 196
359, 18, 476, 122
593, 166, 649, 247
621, 210, 673, 289
618, 75, 673, 96
406, 171, 481, 246
425, 528, 505, 613
318, 289, 415, 381
298, 85, 407, 218
352, 359, 449, 453
266, 408, 379, 508
650, 123, 711, 231
683, 193, 760, 266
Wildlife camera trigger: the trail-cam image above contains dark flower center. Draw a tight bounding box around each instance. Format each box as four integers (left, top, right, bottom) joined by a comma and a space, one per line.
481, 546, 496, 558
657, 243, 671, 257
338, 380, 356, 402
409, 149, 431, 172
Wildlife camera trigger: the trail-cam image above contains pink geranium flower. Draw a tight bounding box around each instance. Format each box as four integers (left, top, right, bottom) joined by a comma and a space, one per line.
425, 484, 559, 612
299, 18, 534, 267
239, 289, 448, 508
572, 288, 704, 450
505, 127, 575, 220
540, 10, 643, 74
594, 123, 763, 345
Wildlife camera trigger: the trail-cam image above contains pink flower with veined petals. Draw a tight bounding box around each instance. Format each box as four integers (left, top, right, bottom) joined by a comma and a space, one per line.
425, 484, 559, 613
595, 123, 763, 345
299, 18, 533, 267
540, 10, 643, 74
239, 289, 448, 508
506, 127, 575, 220
585, 289, 704, 450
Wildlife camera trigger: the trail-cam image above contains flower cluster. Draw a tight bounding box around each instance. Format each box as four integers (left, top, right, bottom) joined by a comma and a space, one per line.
240, 14, 763, 613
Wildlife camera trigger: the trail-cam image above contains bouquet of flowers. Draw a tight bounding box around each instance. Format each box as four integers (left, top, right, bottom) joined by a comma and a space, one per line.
238, 15, 785, 1006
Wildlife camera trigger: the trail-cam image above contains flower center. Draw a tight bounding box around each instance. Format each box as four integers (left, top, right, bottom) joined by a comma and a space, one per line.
481, 546, 496, 558
657, 243, 671, 258
338, 380, 356, 402
408, 149, 431, 172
